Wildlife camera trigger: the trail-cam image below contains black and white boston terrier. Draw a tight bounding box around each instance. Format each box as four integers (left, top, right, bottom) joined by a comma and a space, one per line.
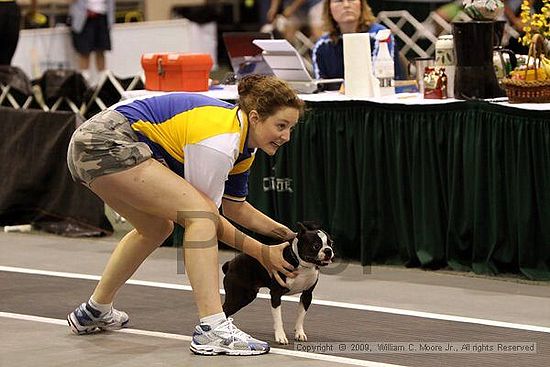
222, 222, 334, 344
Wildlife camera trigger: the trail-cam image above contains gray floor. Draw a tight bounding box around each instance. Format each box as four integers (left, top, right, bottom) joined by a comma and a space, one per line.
1, 230, 549, 366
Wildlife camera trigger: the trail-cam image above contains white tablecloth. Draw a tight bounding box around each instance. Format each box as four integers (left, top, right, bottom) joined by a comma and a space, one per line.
121, 86, 550, 111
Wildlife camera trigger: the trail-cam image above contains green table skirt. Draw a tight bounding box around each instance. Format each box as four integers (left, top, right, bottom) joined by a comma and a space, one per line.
247, 100, 550, 280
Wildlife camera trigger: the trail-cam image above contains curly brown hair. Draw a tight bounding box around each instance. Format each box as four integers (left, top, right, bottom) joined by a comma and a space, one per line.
322, 0, 376, 42
237, 75, 305, 120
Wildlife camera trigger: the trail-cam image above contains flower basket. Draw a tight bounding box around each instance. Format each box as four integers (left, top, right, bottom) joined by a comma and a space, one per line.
501, 34, 550, 103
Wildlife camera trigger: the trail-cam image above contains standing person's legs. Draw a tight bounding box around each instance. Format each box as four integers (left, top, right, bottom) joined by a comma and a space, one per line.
88, 159, 223, 318
72, 20, 93, 81
93, 15, 111, 72
0, 2, 21, 65
95, 51, 105, 71
78, 54, 91, 70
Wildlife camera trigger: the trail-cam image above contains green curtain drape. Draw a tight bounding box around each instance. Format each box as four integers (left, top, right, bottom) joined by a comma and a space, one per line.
248, 100, 550, 280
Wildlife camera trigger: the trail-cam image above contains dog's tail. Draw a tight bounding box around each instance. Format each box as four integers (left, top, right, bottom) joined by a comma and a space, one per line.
222, 261, 230, 274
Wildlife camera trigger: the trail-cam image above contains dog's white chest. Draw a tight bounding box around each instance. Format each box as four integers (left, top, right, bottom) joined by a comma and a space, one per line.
285, 267, 318, 295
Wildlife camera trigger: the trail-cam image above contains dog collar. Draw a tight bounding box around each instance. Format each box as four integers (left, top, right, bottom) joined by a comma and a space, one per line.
286, 238, 300, 267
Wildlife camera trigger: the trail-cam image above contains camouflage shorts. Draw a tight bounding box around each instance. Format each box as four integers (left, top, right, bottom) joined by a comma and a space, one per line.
67, 109, 153, 186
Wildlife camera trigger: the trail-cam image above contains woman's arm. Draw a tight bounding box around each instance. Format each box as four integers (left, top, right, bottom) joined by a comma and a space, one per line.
194, 192, 295, 285
217, 214, 295, 286
221, 199, 296, 241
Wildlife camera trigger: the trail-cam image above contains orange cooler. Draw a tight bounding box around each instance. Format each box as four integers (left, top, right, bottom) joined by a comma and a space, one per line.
141, 53, 213, 92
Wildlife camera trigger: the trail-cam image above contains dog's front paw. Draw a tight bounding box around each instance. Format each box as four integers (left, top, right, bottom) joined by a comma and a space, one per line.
274, 329, 289, 344
295, 329, 308, 341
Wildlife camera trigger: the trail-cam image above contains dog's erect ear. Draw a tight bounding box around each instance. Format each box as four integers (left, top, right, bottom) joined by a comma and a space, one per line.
300, 221, 321, 230
297, 222, 308, 234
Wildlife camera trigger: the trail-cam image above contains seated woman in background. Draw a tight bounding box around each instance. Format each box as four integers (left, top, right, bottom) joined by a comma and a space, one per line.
312, 0, 403, 89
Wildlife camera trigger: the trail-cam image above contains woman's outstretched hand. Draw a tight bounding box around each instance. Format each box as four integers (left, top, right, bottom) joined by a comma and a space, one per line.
271, 226, 297, 242
258, 242, 297, 287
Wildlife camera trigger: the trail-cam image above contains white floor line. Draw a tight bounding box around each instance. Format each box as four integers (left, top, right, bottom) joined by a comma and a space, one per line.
0, 312, 404, 367
2, 265, 550, 334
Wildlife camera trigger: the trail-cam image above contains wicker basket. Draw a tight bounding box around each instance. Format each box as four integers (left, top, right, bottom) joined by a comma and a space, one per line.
501, 34, 550, 103
501, 78, 550, 103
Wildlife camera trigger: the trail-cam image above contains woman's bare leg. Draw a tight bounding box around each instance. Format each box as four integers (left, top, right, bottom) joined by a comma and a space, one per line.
89, 159, 223, 317
78, 54, 90, 70
89, 199, 174, 304
95, 51, 106, 71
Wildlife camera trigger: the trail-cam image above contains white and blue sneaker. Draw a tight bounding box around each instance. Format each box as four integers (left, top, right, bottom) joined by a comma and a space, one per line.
190, 318, 270, 355
67, 302, 129, 335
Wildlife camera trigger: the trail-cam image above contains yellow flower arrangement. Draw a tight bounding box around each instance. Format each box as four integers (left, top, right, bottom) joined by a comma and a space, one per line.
519, 0, 550, 46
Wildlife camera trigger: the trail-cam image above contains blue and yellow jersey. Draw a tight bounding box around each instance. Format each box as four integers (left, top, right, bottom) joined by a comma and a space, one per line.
112, 93, 256, 205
